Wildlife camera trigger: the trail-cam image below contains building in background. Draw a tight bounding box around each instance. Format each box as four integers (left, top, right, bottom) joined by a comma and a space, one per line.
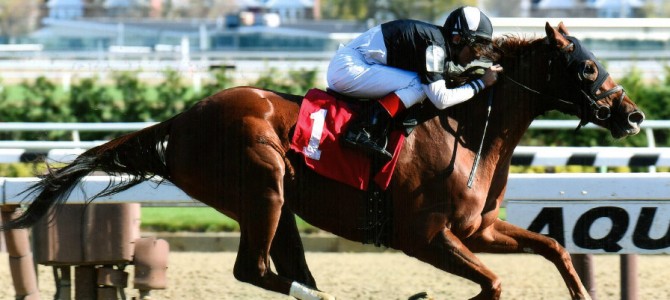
47, 0, 84, 19
0, 0, 665, 86
3, 0, 669, 53
591, 0, 645, 18
525, 0, 645, 17
44, 0, 318, 20
245, 0, 316, 23
27, 0, 351, 52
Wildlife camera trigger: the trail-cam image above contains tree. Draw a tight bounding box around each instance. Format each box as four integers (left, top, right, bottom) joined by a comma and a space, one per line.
0, 0, 41, 41
321, 0, 369, 20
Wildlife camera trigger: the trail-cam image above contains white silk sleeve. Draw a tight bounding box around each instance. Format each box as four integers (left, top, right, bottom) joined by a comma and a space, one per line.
422, 79, 485, 110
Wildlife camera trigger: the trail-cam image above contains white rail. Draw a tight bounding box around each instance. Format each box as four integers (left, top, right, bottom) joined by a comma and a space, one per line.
2, 173, 669, 255
0, 121, 667, 166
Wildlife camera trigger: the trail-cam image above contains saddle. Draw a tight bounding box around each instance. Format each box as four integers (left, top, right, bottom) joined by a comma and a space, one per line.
324, 88, 425, 137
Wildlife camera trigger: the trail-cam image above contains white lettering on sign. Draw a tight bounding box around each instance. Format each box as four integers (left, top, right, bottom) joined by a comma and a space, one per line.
303, 109, 327, 160
507, 200, 670, 254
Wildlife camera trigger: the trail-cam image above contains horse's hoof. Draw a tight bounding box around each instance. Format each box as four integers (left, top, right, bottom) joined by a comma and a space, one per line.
408, 291, 434, 300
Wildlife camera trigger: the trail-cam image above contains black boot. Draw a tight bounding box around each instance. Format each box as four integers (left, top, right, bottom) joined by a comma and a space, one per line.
342, 101, 393, 162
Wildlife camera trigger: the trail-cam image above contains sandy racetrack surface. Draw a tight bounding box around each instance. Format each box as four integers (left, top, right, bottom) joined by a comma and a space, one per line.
0, 252, 668, 299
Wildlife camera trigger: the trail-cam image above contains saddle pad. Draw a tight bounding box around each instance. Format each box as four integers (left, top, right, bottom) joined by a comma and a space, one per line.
290, 89, 404, 191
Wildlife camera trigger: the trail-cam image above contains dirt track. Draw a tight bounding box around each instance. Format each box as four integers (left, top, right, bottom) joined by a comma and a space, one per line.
0, 252, 669, 299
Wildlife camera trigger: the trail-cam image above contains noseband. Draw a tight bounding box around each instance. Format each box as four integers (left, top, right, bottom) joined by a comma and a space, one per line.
503, 36, 625, 130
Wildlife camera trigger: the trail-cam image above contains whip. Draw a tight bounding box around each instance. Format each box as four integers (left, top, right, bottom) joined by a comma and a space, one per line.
467, 88, 494, 189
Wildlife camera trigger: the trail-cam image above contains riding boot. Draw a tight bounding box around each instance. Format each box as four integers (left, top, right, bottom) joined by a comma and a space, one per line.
342, 93, 405, 162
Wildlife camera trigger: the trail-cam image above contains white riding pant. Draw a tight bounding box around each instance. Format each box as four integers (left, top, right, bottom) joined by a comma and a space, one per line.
326, 46, 426, 108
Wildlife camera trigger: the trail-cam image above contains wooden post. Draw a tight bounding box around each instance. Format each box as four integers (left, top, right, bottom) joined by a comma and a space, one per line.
621, 254, 638, 300
53, 266, 72, 300
74, 266, 96, 300
571, 253, 597, 300
1, 205, 40, 300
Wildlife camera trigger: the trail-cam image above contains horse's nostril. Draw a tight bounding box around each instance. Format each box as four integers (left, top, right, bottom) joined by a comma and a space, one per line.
628, 110, 645, 126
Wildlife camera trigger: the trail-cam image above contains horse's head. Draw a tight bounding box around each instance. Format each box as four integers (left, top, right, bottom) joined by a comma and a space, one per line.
542, 22, 645, 138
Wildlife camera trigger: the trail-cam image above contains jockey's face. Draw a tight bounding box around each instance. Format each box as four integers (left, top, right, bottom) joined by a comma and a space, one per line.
451, 34, 491, 67
456, 43, 478, 67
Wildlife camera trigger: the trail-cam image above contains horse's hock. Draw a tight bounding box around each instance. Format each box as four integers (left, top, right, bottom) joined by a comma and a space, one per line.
31, 203, 169, 300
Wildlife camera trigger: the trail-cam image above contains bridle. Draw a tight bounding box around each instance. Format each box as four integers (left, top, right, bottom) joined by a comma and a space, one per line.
502, 36, 625, 130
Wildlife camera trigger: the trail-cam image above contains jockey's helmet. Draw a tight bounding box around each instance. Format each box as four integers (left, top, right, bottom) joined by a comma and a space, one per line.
444, 6, 493, 47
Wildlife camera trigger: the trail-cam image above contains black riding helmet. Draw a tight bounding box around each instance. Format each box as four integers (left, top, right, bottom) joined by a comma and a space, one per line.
444, 6, 493, 47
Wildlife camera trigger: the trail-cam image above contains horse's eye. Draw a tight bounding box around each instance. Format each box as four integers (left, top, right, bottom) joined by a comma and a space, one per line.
580, 60, 598, 82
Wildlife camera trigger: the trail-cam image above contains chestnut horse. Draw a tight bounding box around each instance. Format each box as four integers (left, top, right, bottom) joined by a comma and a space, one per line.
5, 23, 644, 299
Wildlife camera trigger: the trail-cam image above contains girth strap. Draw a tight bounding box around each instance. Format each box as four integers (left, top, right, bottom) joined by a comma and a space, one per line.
362, 167, 393, 248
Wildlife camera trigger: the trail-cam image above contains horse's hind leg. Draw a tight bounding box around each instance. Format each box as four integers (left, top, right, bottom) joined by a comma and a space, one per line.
233, 172, 287, 294
233, 141, 333, 299
464, 220, 591, 300
270, 207, 317, 288
407, 229, 502, 300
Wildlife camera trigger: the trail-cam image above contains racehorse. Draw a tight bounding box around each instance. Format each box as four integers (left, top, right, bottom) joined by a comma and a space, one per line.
4, 23, 643, 300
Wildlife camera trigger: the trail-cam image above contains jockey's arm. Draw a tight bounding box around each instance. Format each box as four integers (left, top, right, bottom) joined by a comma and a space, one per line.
422, 79, 484, 110
423, 65, 502, 110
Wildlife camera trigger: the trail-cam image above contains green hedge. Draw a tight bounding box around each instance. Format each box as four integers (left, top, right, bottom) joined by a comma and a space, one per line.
0, 67, 318, 141
0, 65, 666, 147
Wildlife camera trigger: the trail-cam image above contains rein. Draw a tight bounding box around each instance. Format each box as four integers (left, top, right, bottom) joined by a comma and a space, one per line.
504, 72, 625, 130
502, 73, 572, 106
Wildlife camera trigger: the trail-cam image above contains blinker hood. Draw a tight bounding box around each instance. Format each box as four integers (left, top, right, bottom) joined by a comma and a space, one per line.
563, 36, 609, 99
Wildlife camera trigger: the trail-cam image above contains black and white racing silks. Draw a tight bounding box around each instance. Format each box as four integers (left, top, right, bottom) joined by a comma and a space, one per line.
381, 19, 484, 109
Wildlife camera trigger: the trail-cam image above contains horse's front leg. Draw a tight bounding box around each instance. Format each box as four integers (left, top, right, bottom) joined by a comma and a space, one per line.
402, 227, 502, 300
464, 219, 591, 300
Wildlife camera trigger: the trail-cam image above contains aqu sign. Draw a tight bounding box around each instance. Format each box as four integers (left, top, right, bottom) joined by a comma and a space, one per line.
507, 201, 670, 254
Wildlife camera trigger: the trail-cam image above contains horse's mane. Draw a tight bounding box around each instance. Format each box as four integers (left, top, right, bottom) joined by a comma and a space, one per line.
481, 35, 545, 63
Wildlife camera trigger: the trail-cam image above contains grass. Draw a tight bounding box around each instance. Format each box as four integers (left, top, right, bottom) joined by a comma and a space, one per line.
141, 207, 507, 233
498, 207, 506, 221
141, 207, 239, 232
140, 207, 318, 233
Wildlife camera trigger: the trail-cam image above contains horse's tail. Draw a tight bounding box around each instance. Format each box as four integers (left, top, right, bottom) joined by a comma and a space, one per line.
2, 115, 179, 230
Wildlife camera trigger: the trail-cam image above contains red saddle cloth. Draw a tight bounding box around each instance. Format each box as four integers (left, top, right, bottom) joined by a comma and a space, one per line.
290, 89, 404, 191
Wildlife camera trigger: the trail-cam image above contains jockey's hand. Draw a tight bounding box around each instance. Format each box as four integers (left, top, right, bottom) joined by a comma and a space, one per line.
482, 64, 503, 87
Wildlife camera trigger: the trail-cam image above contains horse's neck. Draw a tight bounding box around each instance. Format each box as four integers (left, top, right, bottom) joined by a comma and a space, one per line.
409, 79, 542, 183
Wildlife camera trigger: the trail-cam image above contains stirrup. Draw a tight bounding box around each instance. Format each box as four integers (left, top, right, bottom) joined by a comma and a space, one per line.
368, 144, 393, 162
342, 131, 392, 162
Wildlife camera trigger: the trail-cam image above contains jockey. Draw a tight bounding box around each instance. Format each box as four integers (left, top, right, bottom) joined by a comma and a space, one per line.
327, 6, 503, 161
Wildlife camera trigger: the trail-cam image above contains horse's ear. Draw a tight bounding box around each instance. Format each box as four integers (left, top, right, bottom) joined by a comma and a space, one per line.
545, 22, 571, 49
558, 22, 570, 36
545, 22, 557, 43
